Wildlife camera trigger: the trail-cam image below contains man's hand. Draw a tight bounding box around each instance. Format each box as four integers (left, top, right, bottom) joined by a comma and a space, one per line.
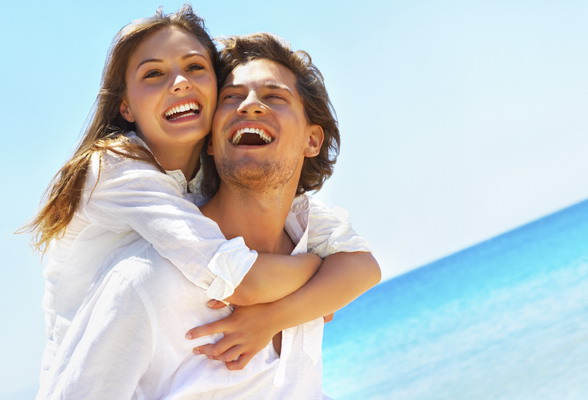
185, 303, 278, 370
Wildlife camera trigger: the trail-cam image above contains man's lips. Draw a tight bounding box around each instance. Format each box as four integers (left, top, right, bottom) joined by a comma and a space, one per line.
231, 127, 274, 145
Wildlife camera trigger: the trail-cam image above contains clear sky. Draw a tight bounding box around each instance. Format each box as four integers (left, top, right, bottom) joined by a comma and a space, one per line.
1, 0, 587, 397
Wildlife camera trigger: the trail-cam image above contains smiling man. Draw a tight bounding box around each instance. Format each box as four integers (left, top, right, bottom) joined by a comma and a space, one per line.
184, 33, 381, 398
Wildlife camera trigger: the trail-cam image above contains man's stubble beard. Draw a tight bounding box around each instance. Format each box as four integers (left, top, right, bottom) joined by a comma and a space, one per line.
215, 154, 300, 197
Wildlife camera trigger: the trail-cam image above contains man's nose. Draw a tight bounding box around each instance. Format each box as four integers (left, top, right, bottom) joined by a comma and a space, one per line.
237, 92, 265, 115
170, 74, 192, 93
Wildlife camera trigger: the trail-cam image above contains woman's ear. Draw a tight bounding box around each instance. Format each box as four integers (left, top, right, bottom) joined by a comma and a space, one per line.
303, 124, 324, 158
119, 99, 135, 123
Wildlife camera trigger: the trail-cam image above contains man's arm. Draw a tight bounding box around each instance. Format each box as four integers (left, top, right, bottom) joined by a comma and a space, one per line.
186, 251, 381, 370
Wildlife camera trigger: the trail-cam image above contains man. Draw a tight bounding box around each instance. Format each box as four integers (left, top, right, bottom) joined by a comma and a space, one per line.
39, 33, 380, 399
182, 32, 381, 397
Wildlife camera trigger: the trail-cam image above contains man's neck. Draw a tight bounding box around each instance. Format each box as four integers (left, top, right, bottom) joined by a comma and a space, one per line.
200, 184, 297, 254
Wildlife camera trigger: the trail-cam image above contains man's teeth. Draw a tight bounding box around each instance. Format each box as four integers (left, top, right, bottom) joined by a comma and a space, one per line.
232, 128, 273, 144
165, 102, 200, 117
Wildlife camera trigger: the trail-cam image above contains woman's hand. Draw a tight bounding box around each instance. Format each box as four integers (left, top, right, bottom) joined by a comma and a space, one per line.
323, 313, 334, 323
185, 302, 279, 370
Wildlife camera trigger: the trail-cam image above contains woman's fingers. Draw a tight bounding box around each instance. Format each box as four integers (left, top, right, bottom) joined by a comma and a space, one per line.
193, 337, 235, 358
186, 318, 227, 340
207, 299, 228, 309
215, 345, 244, 363
225, 352, 255, 370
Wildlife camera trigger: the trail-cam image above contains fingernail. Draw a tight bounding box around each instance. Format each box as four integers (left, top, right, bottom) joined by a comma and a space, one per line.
185, 332, 192, 340
207, 300, 217, 307
193, 348, 200, 354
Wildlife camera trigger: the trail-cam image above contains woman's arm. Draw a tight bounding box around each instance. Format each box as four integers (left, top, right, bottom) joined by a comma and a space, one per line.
83, 151, 321, 303
224, 252, 322, 305
186, 251, 381, 370
225, 195, 375, 306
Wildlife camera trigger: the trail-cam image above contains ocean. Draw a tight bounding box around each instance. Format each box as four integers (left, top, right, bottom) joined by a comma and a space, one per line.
322, 200, 588, 400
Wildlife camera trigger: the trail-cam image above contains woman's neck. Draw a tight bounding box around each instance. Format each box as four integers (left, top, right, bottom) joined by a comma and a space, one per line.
138, 133, 203, 180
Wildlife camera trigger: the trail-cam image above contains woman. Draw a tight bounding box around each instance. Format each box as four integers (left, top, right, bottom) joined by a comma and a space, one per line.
29, 4, 379, 399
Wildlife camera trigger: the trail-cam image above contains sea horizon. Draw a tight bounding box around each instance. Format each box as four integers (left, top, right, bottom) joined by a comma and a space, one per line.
323, 198, 588, 399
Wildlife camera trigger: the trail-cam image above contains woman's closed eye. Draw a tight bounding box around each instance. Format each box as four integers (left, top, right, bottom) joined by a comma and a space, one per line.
187, 63, 205, 72
143, 70, 163, 79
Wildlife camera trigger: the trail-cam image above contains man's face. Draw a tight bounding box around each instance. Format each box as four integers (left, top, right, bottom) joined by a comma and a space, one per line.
210, 59, 323, 192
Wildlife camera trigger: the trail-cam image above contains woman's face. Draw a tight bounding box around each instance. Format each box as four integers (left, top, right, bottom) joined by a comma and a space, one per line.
120, 26, 217, 155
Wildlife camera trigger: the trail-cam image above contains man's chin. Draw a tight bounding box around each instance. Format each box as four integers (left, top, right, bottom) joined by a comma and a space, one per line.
217, 158, 296, 192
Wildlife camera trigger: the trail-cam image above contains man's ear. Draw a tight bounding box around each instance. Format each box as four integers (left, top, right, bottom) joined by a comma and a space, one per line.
303, 124, 324, 158
119, 99, 135, 123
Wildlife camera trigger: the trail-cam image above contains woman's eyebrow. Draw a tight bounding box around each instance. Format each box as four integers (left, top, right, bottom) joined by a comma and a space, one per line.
136, 58, 163, 70
182, 51, 208, 61
136, 52, 208, 70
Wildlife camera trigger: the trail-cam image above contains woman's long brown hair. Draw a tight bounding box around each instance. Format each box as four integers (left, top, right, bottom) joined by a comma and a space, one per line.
21, 4, 219, 252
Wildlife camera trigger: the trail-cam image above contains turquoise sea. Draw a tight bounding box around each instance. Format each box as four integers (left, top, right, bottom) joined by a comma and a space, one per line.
323, 200, 588, 400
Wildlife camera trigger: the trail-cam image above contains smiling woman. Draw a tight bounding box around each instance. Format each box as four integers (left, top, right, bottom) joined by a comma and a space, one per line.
119, 25, 218, 177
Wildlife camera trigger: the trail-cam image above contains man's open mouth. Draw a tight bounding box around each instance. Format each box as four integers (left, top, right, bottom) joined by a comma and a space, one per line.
231, 128, 274, 146
164, 102, 201, 121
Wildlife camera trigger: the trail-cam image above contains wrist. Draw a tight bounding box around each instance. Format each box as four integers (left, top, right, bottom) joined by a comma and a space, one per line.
261, 300, 291, 333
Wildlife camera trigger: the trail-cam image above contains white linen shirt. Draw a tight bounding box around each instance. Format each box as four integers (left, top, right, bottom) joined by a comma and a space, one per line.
37, 195, 371, 400
40, 132, 258, 386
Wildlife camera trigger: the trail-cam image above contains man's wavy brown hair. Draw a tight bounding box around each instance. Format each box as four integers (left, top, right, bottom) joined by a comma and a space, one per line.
200, 33, 340, 199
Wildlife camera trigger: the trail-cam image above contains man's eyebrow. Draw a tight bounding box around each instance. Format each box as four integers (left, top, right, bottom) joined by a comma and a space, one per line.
263, 81, 293, 94
136, 52, 208, 70
220, 83, 244, 91
220, 82, 293, 94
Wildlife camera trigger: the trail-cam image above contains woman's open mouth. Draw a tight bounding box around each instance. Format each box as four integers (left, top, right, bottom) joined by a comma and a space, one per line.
164, 102, 201, 121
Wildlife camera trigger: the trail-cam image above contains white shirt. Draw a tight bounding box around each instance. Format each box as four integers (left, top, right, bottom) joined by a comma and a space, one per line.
37, 195, 371, 399
40, 132, 258, 386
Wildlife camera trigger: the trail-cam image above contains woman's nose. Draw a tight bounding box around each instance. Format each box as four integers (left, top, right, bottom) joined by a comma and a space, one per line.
170, 74, 191, 93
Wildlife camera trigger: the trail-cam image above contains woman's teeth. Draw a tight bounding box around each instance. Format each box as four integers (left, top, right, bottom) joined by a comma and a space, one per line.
165, 102, 200, 120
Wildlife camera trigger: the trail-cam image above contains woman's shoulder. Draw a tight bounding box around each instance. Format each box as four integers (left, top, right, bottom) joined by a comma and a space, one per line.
87, 133, 162, 182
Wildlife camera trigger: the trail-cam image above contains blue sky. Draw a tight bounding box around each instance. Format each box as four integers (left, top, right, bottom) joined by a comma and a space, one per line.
1, 0, 588, 397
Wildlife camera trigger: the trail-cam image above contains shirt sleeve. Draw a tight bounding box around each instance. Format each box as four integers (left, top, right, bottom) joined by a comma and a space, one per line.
305, 196, 371, 258
81, 151, 256, 300
36, 267, 155, 400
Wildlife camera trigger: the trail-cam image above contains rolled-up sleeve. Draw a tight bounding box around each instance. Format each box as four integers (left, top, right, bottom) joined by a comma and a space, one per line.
306, 196, 371, 258
82, 152, 257, 298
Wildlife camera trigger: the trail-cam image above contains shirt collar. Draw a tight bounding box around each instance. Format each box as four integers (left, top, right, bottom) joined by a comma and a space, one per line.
125, 131, 202, 195
284, 195, 311, 255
